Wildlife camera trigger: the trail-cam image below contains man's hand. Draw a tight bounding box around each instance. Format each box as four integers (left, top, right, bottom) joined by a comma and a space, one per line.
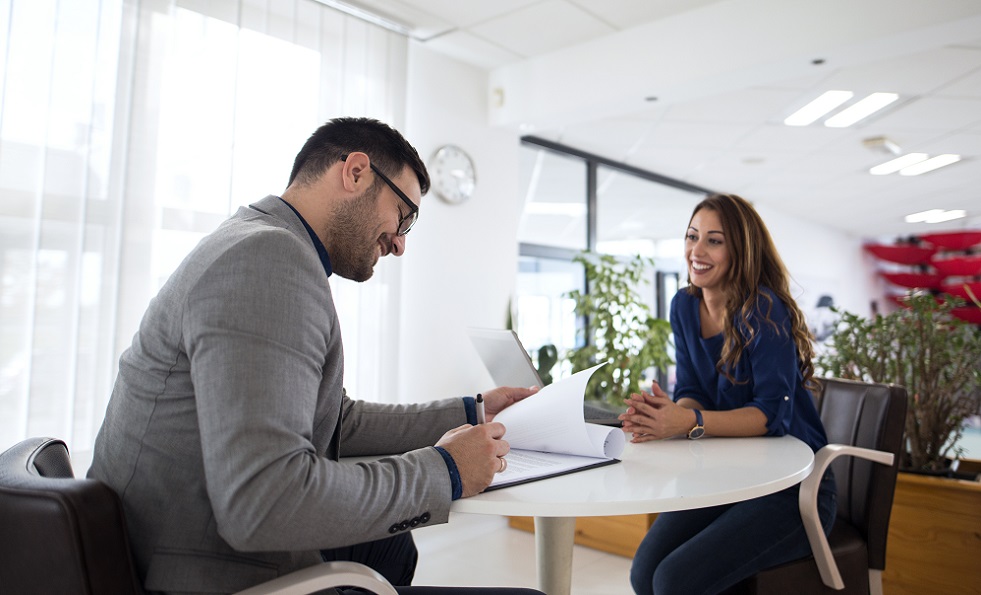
481, 385, 539, 421
435, 423, 510, 497
619, 381, 695, 442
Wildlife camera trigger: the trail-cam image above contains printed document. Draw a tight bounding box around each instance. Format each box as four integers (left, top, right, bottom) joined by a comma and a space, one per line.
487, 363, 625, 490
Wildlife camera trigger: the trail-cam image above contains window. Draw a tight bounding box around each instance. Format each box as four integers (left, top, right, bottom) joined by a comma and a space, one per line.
0, 0, 408, 465
514, 252, 583, 379
515, 136, 711, 386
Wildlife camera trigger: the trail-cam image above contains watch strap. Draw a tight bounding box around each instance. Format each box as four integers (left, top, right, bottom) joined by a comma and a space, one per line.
687, 409, 705, 440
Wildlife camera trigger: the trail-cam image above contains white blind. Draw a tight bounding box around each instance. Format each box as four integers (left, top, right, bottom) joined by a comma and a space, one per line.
0, 0, 409, 465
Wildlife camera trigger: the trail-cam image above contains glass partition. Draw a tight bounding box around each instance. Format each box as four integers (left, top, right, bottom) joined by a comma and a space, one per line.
514, 254, 584, 380
595, 165, 702, 274
517, 145, 587, 251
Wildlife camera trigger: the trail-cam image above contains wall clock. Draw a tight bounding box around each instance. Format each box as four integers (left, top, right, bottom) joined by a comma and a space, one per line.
429, 144, 476, 205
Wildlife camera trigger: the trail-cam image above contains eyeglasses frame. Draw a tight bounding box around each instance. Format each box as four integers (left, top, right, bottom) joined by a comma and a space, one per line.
341, 154, 419, 236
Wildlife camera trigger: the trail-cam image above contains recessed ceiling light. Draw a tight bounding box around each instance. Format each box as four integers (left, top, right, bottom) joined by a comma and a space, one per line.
869, 153, 929, 175
824, 92, 898, 128
899, 154, 962, 176
905, 209, 966, 224
784, 90, 853, 126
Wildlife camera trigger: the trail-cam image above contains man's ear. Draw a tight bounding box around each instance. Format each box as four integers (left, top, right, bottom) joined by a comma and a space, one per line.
340, 152, 371, 193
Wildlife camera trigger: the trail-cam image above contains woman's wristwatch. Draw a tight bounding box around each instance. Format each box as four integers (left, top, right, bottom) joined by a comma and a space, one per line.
687, 409, 705, 439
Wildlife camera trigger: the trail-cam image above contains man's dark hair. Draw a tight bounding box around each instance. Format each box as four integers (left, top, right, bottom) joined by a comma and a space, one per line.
287, 117, 430, 196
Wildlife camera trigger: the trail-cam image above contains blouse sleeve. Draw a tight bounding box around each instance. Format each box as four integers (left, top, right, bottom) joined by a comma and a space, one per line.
741, 295, 798, 435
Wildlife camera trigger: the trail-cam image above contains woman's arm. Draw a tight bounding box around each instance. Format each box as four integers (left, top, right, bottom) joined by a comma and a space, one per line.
620, 290, 789, 441
678, 397, 768, 437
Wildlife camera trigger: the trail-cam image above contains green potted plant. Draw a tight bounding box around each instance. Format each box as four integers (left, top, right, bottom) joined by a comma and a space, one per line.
564, 252, 673, 406
816, 291, 981, 473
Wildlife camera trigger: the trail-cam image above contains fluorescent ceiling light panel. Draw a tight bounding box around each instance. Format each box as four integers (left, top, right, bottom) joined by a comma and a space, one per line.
784, 91, 853, 126
824, 92, 899, 128
905, 209, 940, 223
905, 209, 966, 224
869, 153, 928, 175
899, 154, 962, 176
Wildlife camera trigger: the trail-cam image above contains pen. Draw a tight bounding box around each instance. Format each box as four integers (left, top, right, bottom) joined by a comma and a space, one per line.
475, 393, 486, 424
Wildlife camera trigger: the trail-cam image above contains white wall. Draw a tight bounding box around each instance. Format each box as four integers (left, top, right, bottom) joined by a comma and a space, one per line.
399, 43, 522, 403
757, 203, 879, 321
396, 46, 879, 404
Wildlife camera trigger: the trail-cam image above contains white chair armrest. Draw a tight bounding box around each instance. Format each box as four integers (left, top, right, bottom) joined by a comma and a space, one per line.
235, 560, 398, 595
799, 443, 894, 590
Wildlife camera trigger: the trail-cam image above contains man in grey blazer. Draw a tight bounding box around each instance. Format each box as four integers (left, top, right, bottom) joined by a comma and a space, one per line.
88, 117, 542, 595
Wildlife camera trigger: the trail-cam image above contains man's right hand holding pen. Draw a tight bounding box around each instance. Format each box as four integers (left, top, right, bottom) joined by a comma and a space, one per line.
434, 386, 538, 497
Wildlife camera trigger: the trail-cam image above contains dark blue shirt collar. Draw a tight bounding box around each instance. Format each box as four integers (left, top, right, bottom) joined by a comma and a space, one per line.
277, 197, 332, 277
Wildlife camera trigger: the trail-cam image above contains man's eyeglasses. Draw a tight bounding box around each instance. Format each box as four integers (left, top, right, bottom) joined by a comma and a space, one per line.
341, 154, 419, 236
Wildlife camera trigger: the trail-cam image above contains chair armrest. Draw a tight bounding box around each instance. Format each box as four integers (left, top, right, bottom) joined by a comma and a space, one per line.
799, 444, 894, 590
235, 560, 398, 595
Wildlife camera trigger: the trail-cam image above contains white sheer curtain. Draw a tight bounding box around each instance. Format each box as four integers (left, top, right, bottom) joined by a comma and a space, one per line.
0, 0, 408, 464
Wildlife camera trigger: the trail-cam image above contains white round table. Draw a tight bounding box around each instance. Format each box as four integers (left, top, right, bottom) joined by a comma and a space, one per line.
452, 435, 815, 595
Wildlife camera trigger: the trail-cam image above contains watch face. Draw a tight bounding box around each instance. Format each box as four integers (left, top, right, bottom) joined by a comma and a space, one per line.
688, 426, 705, 439
430, 145, 476, 205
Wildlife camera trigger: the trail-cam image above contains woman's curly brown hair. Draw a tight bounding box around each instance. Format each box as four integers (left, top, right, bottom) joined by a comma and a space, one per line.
685, 193, 817, 392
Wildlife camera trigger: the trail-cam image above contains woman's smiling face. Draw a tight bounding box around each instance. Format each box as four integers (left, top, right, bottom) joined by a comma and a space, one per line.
685, 207, 730, 293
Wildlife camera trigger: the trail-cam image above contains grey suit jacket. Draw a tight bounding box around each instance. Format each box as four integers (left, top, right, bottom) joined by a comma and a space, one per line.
89, 195, 467, 594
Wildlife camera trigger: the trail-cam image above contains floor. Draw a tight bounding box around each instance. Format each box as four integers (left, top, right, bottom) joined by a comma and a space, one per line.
413, 512, 634, 594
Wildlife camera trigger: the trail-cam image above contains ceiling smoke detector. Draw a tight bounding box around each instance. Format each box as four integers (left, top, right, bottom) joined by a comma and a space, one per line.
862, 136, 901, 155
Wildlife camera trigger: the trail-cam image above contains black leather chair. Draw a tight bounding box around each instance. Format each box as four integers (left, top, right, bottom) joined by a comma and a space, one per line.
731, 377, 908, 595
0, 436, 397, 595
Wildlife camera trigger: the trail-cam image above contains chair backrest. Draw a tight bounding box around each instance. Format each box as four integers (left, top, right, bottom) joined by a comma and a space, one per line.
815, 377, 908, 571
0, 437, 144, 595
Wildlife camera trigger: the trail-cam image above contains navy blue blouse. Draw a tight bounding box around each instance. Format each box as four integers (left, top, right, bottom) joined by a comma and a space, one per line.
670, 287, 828, 452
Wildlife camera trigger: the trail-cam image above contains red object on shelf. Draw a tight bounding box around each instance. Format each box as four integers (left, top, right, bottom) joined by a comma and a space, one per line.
919, 231, 981, 251
864, 244, 937, 265
939, 281, 981, 301
931, 255, 981, 277
880, 272, 942, 289
951, 307, 981, 325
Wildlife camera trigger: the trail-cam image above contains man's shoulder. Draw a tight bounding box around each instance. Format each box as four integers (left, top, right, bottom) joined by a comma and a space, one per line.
208, 203, 308, 256
178, 209, 318, 291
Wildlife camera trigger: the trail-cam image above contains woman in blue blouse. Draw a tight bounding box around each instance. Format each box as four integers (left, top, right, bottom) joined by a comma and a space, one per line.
621, 194, 836, 595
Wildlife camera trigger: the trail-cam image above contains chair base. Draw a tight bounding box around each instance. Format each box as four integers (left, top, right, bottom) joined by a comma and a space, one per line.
727, 521, 871, 594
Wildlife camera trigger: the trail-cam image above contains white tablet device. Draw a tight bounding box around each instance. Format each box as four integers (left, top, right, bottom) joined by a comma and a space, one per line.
466, 328, 542, 388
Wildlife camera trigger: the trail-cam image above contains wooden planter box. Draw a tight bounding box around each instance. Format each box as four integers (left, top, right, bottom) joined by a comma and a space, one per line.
509, 460, 981, 591
882, 466, 981, 594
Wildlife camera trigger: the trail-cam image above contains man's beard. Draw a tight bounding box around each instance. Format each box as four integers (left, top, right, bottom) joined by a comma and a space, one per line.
326, 185, 383, 283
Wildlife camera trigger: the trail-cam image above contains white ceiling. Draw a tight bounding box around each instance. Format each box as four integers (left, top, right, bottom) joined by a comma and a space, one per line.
347, 0, 981, 241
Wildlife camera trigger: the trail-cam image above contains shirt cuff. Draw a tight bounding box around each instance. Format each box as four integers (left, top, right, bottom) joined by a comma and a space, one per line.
462, 396, 477, 425
433, 446, 463, 500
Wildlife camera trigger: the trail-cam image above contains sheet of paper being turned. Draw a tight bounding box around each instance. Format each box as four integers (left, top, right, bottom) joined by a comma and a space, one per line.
492, 362, 625, 459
